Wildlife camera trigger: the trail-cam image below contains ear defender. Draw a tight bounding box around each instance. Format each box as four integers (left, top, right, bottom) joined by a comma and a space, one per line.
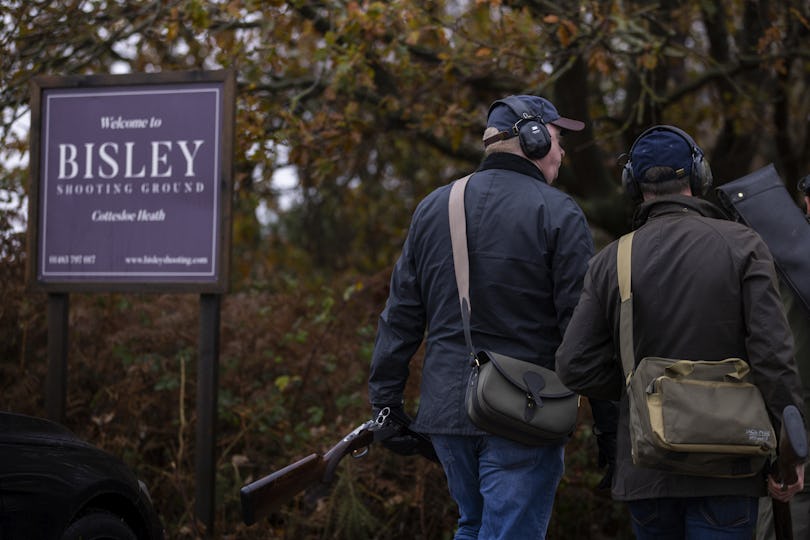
492, 96, 552, 160
621, 125, 713, 203
516, 117, 552, 159
621, 158, 642, 203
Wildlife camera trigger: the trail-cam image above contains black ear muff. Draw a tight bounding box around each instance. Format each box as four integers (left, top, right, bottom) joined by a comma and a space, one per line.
516, 118, 552, 159
664, 125, 713, 196
622, 125, 713, 202
621, 158, 642, 203
490, 96, 552, 159
799, 175, 810, 195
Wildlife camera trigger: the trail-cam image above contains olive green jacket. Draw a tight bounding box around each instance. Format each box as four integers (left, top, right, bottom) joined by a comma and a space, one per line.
556, 195, 804, 501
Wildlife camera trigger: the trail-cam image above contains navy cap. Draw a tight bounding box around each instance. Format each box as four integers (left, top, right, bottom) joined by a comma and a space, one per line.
630, 128, 694, 183
486, 95, 585, 134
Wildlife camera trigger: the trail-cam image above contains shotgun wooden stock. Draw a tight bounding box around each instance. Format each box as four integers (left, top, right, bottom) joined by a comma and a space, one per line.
240, 420, 375, 526
773, 404, 808, 540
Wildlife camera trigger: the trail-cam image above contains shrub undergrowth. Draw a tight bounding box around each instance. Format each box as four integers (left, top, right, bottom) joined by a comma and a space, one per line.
0, 229, 631, 539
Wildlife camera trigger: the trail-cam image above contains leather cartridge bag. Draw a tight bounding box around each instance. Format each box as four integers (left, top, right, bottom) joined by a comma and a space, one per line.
448, 175, 578, 446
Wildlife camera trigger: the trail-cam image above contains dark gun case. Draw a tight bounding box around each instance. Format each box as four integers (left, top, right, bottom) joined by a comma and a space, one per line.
716, 163, 810, 318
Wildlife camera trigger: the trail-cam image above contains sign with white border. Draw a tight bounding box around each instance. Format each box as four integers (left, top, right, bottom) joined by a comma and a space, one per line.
28, 70, 234, 292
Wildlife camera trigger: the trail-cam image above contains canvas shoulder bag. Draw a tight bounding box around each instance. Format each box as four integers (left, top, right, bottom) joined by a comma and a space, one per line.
448, 175, 578, 446
617, 232, 776, 477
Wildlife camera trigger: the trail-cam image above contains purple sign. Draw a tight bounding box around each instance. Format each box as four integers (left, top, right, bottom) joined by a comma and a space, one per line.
30, 72, 234, 291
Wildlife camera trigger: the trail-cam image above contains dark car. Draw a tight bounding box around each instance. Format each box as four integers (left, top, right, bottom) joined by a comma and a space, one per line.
0, 411, 164, 540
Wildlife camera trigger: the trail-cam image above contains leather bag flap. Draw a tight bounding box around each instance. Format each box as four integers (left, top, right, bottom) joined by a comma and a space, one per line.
478, 350, 574, 399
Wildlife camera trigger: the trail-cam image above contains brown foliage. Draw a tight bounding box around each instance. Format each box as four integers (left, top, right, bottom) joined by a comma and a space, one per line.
15, 1, 810, 537
0, 249, 630, 538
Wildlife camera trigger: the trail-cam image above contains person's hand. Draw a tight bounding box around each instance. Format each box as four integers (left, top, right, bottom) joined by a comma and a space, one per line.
767, 463, 805, 502
372, 406, 425, 455
589, 399, 618, 491
594, 427, 616, 491
371, 405, 439, 462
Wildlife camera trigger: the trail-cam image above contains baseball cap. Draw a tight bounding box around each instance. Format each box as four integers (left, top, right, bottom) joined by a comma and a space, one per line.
486, 95, 585, 134
630, 128, 694, 183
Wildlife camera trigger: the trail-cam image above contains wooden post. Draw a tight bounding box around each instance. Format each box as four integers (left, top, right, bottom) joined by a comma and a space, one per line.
195, 293, 221, 537
45, 292, 69, 423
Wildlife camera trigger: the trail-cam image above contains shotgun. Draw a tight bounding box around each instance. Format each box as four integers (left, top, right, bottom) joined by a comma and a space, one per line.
240, 419, 376, 526
240, 407, 437, 526
772, 404, 808, 540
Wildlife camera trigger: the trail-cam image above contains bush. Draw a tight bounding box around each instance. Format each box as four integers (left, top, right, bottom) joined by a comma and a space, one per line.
0, 243, 630, 538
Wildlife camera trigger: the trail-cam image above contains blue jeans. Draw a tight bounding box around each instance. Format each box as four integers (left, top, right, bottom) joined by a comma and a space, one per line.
627, 496, 759, 539
430, 434, 564, 540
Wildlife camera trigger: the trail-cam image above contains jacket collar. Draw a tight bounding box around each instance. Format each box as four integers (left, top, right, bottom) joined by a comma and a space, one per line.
632, 194, 727, 229
477, 152, 547, 184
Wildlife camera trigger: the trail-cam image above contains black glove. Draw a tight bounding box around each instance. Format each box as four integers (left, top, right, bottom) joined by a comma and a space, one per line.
594, 427, 616, 490
590, 398, 619, 491
372, 406, 438, 462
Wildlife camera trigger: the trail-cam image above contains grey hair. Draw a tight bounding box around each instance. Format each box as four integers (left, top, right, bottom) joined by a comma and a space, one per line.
482, 126, 523, 157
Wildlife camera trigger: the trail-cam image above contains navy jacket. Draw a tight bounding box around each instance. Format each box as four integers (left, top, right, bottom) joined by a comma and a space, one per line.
368, 152, 593, 434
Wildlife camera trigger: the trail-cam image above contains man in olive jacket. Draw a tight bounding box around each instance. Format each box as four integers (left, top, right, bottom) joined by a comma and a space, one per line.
555, 125, 805, 539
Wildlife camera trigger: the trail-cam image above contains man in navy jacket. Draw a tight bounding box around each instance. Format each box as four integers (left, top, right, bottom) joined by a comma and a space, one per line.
368, 95, 593, 539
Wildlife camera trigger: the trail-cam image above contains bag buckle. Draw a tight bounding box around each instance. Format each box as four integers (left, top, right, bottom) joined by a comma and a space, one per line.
523, 371, 546, 408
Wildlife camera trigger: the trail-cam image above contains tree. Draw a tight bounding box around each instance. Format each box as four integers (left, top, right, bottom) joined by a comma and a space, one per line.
2, 1, 809, 537
4, 0, 808, 281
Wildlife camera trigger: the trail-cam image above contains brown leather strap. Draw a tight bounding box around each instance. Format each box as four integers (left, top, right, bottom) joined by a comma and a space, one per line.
483, 130, 513, 148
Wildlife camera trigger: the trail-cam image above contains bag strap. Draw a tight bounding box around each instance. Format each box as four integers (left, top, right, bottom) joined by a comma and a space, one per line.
616, 231, 636, 384
448, 174, 476, 361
